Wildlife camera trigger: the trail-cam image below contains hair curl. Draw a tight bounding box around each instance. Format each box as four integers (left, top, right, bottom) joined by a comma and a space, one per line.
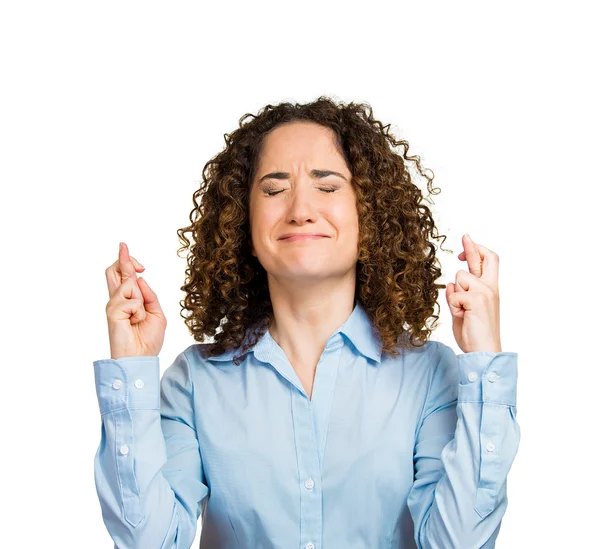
177, 95, 451, 366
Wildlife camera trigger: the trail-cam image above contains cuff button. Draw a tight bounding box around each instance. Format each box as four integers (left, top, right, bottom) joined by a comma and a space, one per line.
112, 379, 123, 390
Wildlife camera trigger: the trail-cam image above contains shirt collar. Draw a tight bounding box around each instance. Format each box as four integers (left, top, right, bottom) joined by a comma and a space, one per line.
205, 300, 383, 365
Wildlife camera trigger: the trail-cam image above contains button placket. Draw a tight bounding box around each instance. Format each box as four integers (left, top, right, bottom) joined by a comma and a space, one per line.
291, 391, 322, 549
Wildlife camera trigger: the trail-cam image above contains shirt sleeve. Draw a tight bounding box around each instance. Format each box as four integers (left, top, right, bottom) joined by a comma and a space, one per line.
406, 341, 520, 549
93, 349, 210, 549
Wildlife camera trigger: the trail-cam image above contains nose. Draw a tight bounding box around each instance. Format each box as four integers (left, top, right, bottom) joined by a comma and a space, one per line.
284, 184, 321, 225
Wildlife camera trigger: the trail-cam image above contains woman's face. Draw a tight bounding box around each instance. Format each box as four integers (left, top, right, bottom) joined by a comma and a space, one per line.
248, 120, 359, 284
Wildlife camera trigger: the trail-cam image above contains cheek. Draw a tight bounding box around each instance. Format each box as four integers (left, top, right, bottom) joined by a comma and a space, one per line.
332, 204, 359, 233
250, 210, 279, 248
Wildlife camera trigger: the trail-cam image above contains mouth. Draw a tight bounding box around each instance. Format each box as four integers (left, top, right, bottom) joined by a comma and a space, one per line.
279, 235, 329, 242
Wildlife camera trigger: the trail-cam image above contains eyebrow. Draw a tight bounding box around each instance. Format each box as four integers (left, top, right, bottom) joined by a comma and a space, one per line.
258, 169, 348, 184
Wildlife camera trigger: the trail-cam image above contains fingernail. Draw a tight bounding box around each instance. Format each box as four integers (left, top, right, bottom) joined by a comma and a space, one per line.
464, 233, 471, 241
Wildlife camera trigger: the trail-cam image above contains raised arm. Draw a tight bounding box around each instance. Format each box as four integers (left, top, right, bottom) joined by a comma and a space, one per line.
407, 341, 520, 548
93, 350, 209, 548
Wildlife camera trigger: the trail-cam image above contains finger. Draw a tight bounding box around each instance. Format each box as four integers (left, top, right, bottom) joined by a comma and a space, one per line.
132, 257, 145, 270
119, 242, 136, 281
447, 288, 476, 313
106, 245, 145, 299
114, 270, 144, 302
122, 297, 146, 325
462, 234, 483, 277
461, 235, 499, 288
455, 268, 494, 294
109, 291, 146, 324
445, 282, 462, 317
137, 277, 164, 316
472, 242, 499, 287
107, 255, 145, 278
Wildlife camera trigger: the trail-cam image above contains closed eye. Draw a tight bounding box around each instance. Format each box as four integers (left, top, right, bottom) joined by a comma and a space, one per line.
264, 188, 337, 196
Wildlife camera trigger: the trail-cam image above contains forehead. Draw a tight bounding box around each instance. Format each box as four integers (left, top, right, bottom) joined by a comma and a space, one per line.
258, 121, 342, 164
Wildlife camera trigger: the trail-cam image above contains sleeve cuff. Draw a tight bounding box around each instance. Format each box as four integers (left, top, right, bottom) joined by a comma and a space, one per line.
457, 351, 518, 406
93, 356, 160, 415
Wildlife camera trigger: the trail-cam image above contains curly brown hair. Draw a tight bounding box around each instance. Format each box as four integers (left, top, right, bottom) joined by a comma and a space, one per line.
176, 95, 451, 366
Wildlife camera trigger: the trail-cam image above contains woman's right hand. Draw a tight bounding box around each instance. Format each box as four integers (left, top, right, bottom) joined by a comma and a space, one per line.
104, 242, 167, 360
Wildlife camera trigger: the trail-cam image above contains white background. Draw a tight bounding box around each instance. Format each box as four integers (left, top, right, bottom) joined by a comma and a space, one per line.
1, 1, 597, 547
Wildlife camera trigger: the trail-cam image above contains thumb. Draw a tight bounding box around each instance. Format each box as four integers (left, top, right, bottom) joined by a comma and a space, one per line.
137, 277, 163, 315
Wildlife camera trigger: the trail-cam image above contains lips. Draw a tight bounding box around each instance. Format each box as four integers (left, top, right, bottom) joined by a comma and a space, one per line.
279, 233, 329, 240
280, 235, 328, 242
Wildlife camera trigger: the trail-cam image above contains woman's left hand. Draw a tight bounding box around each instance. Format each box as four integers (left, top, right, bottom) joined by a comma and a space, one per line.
445, 234, 502, 354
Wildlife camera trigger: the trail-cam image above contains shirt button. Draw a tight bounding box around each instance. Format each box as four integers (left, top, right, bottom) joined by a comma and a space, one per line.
304, 478, 315, 490
467, 371, 478, 382
112, 379, 123, 390
306, 543, 315, 549
487, 372, 499, 383
119, 444, 129, 455
486, 442, 495, 452
134, 378, 145, 389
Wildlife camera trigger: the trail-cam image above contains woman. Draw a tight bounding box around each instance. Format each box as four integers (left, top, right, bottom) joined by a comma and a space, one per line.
93, 96, 520, 548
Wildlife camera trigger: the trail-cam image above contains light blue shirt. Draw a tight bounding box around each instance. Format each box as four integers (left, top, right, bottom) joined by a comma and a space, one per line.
93, 301, 520, 548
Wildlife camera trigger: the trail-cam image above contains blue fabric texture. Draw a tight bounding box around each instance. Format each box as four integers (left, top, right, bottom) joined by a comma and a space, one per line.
93, 301, 519, 548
